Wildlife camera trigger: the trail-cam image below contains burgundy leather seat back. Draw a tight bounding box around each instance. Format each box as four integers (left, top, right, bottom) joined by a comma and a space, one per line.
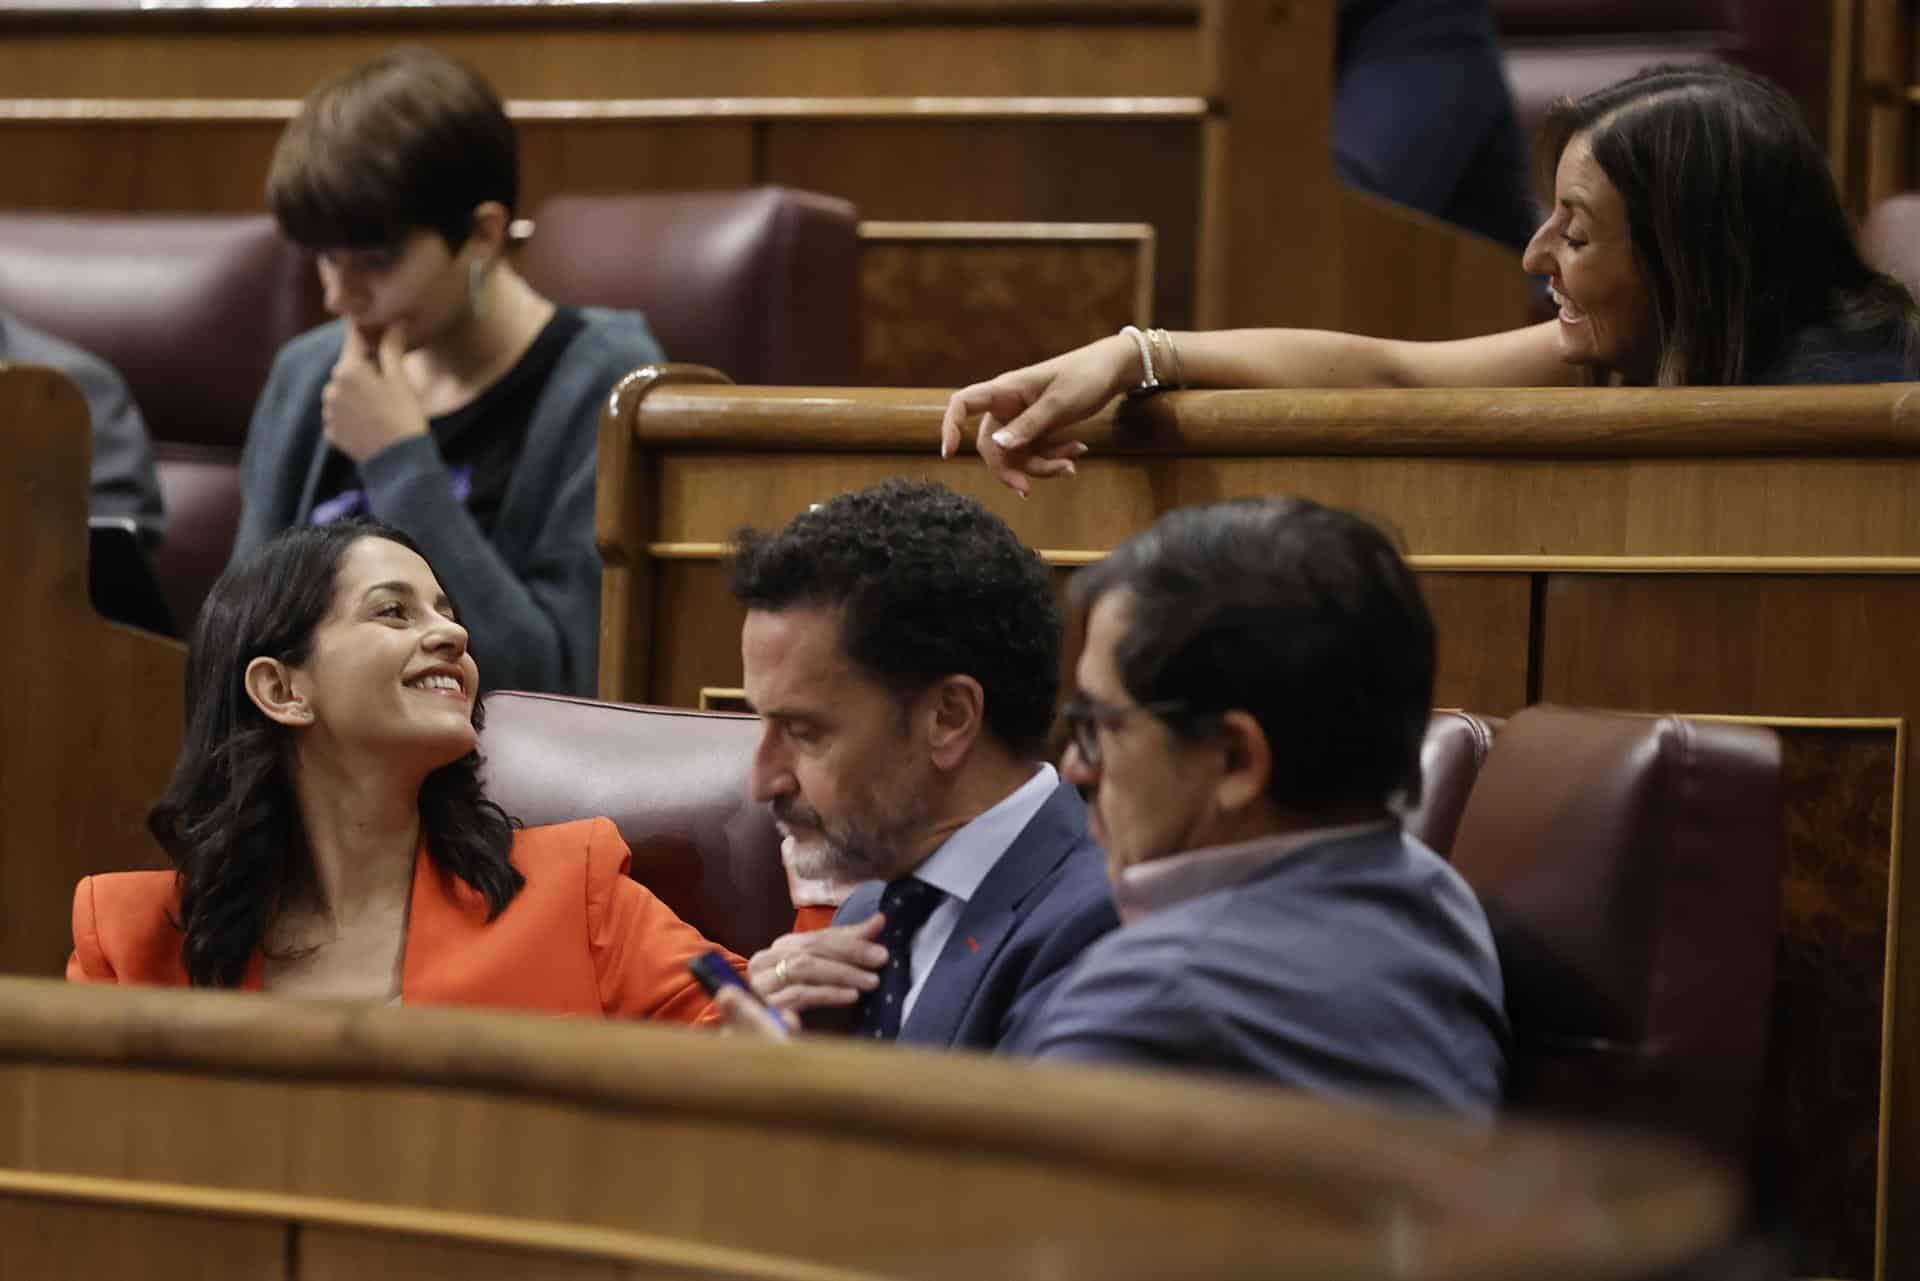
0, 212, 325, 630
1448, 705, 1783, 1165
477, 691, 791, 958
1404, 710, 1502, 858
517, 187, 860, 385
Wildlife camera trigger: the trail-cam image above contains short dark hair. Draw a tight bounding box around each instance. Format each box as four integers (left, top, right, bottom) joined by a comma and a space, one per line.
150, 520, 521, 987
1542, 62, 1918, 385
730, 480, 1060, 758
268, 45, 517, 253
1071, 497, 1434, 816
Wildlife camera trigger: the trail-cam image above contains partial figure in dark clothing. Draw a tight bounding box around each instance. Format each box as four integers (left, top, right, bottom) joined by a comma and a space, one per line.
1, 311, 165, 545
1335, 0, 1536, 250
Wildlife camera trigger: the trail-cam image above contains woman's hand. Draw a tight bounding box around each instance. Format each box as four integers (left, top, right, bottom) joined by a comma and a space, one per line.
938, 334, 1138, 495
322, 323, 430, 463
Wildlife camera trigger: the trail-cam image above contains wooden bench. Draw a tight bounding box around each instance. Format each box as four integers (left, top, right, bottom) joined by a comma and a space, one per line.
596, 372, 1920, 1281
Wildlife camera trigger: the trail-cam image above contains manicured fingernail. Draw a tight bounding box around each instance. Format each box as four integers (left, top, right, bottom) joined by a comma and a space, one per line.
1062, 462, 1077, 476
992, 429, 1017, 447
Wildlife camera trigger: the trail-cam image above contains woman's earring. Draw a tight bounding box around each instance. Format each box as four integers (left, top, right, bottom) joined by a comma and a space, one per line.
468, 260, 488, 319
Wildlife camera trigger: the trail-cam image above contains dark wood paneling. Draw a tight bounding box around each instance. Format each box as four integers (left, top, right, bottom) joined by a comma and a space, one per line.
0, 119, 754, 215
765, 120, 1202, 330
1420, 572, 1532, 717
1763, 726, 1896, 1281
0, 122, 282, 211
859, 237, 1146, 387
0, 1194, 286, 1278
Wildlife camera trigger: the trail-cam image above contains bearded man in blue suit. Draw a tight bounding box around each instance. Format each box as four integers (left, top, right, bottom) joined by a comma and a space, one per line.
733, 480, 1116, 1048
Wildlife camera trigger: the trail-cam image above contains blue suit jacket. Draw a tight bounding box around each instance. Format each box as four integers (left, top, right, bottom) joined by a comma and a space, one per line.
833, 781, 1118, 1050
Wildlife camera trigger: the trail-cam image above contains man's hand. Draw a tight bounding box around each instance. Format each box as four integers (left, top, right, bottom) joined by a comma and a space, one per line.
322, 323, 429, 463
747, 914, 888, 1013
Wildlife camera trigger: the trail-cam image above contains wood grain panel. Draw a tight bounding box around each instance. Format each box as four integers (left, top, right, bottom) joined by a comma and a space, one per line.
1759, 726, 1897, 1281
765, 120, 1202, 330
857, 230, 1150, 387
648, 450, 1920, 562
0, 24, 1200, 101
0, 118, 754, 215
0, 120, 283, 211
1537, 577, 1920, 1281
0, 368, 182, 977
300, 1228, 625, 1281
0, 1192, 286, 1278
1420, 573, 1532, 717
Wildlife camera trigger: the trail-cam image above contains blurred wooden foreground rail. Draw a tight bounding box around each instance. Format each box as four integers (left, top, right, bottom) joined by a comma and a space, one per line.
0, 976, 1736, 1281
604, 370, 1920, 1281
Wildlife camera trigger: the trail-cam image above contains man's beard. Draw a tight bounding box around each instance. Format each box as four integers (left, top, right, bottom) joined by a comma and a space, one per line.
772, 785, 929, 885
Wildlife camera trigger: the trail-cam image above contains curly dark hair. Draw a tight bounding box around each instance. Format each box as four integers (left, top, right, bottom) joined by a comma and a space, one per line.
730, 480, 1060, 758
149, 520, 522, 987
1071, 497, 1434, 817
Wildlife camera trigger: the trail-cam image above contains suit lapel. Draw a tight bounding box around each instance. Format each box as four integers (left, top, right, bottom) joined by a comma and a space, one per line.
398, 839, 476, 1001
900, 782, 1089, 1044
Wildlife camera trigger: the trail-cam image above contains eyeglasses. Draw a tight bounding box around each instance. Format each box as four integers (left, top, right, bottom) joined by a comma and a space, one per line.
1061, 692, 1204, 768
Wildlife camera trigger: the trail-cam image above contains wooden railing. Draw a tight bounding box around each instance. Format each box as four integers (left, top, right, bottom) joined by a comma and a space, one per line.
0, 975, 1736, 1280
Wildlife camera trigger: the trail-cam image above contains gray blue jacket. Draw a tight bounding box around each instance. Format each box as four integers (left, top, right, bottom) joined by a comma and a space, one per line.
1006, 825, 1509, 1117
232, 309, 663, 695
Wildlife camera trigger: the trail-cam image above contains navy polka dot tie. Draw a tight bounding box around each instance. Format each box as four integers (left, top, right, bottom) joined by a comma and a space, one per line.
849, 876, 945, 1041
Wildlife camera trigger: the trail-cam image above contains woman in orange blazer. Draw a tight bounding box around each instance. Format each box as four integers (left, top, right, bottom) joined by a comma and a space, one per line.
68, 519, 740, 1022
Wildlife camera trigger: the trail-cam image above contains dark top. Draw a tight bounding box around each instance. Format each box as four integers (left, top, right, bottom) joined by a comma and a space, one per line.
1335, 0, 1537, 251
308, 307, 587, 535
1755, 320, 1916, 385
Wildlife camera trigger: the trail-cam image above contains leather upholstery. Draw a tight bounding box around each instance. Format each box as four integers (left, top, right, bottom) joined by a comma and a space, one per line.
0, 188, 861, 631
1448, 705, 1783, 1165
1403, 711, 1502, 857
477, 691, 791, 958
516, 186, 860, 386
0, 213, 324, 629
1861, 194, 1920, 300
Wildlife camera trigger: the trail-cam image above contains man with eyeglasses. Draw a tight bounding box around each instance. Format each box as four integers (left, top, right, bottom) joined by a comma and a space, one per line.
999, 496, 1508, 1114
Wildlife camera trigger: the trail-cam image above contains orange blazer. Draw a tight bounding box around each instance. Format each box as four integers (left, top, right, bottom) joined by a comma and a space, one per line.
68, 817, 741, 1025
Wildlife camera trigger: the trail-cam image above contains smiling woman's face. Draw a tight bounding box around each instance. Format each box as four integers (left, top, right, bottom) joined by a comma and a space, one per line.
276, 536, 480, 769
1522, 134, 1659, 383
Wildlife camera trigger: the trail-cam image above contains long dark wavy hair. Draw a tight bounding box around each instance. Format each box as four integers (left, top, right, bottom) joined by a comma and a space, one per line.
149, 521, 523, 987
1542, 62, 1920, 385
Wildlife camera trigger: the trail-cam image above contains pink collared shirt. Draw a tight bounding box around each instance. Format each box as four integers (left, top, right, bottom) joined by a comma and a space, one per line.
1113, 819, 1398, 926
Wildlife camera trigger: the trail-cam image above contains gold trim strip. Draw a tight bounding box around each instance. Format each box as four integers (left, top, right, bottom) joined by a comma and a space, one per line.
0, 96, 1207, 123
0, 1169, 891, 1281
647, 544, 1920, 574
